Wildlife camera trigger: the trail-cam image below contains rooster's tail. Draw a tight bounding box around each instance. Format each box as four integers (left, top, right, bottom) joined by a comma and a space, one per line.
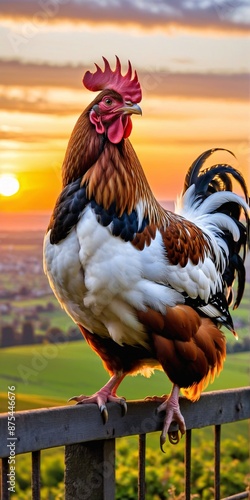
175, 148, 250, 310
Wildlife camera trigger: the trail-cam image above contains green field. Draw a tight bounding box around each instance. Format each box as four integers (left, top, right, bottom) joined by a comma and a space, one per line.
0, 341, 249, 408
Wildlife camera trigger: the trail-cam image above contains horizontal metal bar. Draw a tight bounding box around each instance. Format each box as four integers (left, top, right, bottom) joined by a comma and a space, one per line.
0, 387, 250, 457
221, 493, 250, 500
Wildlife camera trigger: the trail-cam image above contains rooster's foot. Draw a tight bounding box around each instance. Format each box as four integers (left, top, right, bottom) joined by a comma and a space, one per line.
69, 392, 127, 423
156, 384, 186, 450
68, 372, 126, 423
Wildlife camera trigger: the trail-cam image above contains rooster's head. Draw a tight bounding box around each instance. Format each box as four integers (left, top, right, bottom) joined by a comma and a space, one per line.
83, 56, 142, 144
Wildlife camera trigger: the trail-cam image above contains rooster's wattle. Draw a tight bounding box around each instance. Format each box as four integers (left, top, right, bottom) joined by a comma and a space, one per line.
44, 57, 249, 448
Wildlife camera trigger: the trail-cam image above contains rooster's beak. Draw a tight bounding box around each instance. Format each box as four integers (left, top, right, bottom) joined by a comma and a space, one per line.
116, 102, 142, 116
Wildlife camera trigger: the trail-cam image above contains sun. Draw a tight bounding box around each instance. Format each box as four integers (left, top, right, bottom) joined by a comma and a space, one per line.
0, 173, 20, 197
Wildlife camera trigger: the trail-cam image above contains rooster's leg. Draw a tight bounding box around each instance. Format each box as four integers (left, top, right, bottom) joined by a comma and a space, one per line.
68, 371, 127, 423
157, 384, 186, 450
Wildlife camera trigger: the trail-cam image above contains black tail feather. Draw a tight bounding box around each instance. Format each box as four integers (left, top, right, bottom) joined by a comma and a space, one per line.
183, 148, 249, 312
183, 148, 236, 194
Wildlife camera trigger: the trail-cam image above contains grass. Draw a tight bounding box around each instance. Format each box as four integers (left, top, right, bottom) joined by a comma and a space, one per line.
0, 342, 247, 397
1, 341, 249, 401
0, 340, 249, 410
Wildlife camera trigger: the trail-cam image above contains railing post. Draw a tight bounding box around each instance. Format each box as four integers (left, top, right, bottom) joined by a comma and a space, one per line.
138, 433, 146, 500
32, 450, 41, 500
65, 438, 115, 500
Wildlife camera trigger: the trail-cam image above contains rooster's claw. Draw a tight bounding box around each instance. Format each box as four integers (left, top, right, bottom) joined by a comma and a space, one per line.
120, 399, 127, 416
160, 434, 166, 453
100, 404, 108, 424
160, 429, 181, 452
168, 431, 181, 445
68, 395, 82, 403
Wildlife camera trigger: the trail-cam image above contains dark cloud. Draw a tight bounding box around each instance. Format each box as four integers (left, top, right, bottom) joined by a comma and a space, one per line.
0, 0, 249, 33
147, 71, 250, 101
0, 60, 84, 89
0, 60, 249, 108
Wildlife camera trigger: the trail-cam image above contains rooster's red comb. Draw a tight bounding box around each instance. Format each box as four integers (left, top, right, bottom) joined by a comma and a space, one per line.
83, 56, 142, 103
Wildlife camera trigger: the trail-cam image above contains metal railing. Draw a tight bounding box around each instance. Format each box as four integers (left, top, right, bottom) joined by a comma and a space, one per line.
0, 387, 250, 500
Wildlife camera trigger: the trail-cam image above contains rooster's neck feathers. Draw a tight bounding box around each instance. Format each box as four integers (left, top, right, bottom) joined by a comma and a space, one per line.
82, 139, 165, 223
61, 104, 167, 228
61, 110, 103, 187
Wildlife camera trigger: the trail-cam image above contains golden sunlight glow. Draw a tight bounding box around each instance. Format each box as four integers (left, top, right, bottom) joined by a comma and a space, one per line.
0, 173, 20, 197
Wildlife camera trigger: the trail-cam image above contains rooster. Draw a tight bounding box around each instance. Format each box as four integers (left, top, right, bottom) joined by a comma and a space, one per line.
44, 57, 249, 449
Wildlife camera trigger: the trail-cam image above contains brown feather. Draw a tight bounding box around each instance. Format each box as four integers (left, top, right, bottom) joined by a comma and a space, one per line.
152, 334, 185, 377
61, 106, 102, 187
138, 305, 226, 402
160, 218, 210, 267
194, 325, 217, 366
132, 224, 157, 249
82, 138, 169, 222
137, 307, 165, 333
138, 305, 201, 341
78, 324, 160, 377
174, 339, 198, 362
163, 305, 201, 341
185, 346, 209, 384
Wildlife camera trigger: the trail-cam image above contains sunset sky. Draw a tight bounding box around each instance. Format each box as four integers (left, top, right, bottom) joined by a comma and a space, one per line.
0, 0, 249, 229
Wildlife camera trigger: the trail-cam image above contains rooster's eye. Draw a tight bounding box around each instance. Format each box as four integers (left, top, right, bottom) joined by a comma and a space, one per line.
104, 98, 113, 106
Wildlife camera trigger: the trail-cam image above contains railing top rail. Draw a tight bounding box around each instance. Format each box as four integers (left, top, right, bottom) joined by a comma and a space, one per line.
0, 387, 250, 458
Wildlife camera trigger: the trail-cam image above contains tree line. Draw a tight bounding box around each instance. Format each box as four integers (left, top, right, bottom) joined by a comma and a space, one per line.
1, 320, 250, 353
0, 322, 83, 348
